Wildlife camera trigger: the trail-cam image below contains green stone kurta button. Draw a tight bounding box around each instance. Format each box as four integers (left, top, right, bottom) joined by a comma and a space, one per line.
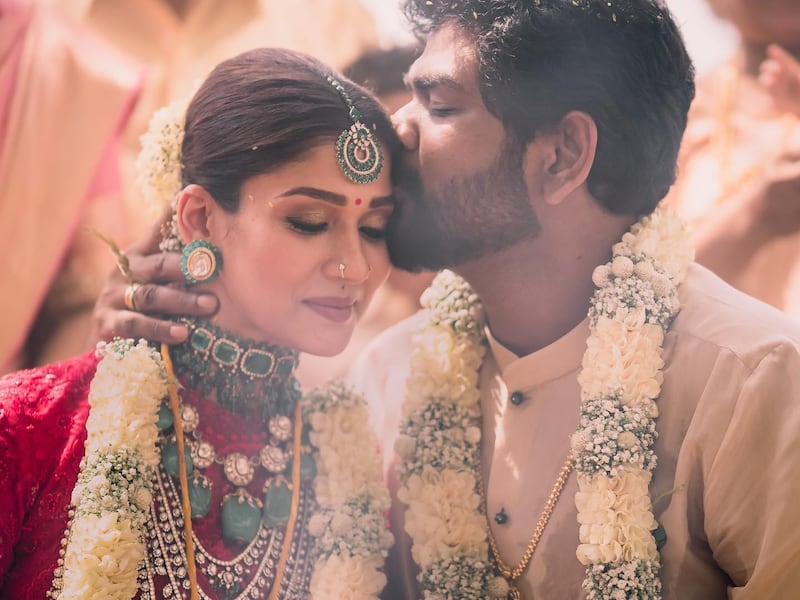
188, 475, 212, 518
221, 492, 262, 544
494, 507, 509, 525
162, 441, 194, 478
510, 391, 525, 406
263, 480, 293, 527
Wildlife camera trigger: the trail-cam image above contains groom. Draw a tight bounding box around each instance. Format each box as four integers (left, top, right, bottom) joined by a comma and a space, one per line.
93, 0, 800, 597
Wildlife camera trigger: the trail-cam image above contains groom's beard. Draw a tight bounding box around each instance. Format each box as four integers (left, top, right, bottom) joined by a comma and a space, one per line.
387, 142, 540, 272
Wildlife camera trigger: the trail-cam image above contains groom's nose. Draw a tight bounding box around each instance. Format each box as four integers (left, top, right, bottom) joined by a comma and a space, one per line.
391, 102, 419, 152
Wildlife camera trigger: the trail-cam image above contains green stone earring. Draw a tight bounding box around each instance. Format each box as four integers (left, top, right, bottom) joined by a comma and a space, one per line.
181, 239, 222, 285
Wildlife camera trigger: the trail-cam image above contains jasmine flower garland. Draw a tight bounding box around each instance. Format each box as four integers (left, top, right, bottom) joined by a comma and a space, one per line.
135, 97, 186, 215
305, 382, 395, 600
395, 271, 494, 599
134, 95, 191, 252
397, 205, 694, 599
575, 207, 692, 599
49, 339, 166, 600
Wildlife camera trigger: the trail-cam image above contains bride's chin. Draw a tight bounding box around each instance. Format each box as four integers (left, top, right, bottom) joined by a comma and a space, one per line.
295, 329, 353, 358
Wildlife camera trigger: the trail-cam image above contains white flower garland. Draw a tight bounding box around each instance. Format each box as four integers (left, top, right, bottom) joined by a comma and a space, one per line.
397, 206, 693, 599
305, 382, 395, 600
395, 272, 493, 598
51, 342, 392, 600
134, 95, 192, 252
135, 98, 187, 216
49, 339, 165, 600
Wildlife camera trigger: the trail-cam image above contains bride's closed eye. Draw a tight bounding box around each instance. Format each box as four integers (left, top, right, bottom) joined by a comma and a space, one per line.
360, 225, 388, 241
286, 216, 327, 234
285, 217, 389, 242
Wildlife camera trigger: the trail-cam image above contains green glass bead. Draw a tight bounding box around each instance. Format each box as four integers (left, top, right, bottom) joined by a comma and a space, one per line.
242, 349, 273, 377
652, 523, 667, 550
221, 492, 262, 544
188, 475, 212, 518
263, 480, 293, 528
276, 357, 295, 377
301, 424, 312, 446
287, 453, 317, 481
156, 403, 174, 430
189, 328, 212, 351
213, 340, 239, 365
161, 441, 193, 478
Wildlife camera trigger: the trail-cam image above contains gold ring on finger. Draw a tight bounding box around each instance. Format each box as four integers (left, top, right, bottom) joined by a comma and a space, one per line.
124, 282, 141, 312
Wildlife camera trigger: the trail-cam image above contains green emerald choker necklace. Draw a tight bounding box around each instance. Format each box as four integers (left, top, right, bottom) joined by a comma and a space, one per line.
168, 317, 301, 421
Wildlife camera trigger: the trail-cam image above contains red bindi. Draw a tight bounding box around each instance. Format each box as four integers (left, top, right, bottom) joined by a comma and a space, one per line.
355, 198, 362, 206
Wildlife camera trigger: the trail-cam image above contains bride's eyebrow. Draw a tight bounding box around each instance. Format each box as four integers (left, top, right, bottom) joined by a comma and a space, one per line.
278, 186, 346, 205
370, 195, 395, 209
278, 187, 395, 209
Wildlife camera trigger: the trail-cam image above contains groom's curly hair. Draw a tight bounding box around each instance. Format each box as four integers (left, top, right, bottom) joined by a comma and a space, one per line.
402, 0, 695, 217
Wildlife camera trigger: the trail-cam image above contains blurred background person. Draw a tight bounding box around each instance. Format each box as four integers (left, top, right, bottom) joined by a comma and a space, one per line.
43, 0, 383, 237
0, 0, 142, 373
665, 0, 800, 318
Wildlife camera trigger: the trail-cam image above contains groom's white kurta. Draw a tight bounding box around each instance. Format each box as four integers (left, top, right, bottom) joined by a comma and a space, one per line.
350, 263, 800, 599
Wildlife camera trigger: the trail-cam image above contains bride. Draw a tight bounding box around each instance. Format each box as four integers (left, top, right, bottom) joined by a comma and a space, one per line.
0, 47, 399, 600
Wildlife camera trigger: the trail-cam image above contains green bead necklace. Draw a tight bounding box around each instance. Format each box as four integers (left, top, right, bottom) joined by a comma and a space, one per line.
160, 319, 314, 544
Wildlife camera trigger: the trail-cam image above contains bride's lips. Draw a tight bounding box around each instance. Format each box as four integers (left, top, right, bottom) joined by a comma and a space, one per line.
303, 296, 356, 323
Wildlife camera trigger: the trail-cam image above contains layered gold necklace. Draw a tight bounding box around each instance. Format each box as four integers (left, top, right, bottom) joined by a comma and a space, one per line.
155, 322, 311, 600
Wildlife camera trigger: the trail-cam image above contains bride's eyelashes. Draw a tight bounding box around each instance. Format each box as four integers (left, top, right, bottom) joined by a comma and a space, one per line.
286, 217, 327, 234
285, 218, 389, 242
359, 226, 388, 241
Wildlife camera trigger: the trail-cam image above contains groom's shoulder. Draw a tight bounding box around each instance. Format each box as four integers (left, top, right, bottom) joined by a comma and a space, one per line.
347, 312, 425, 425
352, 311, 424, 372
669, 263, 800, 369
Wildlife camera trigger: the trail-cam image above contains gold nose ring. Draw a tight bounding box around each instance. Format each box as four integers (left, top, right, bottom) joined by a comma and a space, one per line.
338, 263, 346, 280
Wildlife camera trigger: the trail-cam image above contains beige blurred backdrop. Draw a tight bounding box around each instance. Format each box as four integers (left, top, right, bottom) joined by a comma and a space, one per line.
0, 0, 739, 377
361, 0, 738, 75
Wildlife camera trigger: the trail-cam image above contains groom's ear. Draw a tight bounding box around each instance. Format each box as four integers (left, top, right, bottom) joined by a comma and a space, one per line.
175, 184, 217, 243
524, 110, 597, 206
